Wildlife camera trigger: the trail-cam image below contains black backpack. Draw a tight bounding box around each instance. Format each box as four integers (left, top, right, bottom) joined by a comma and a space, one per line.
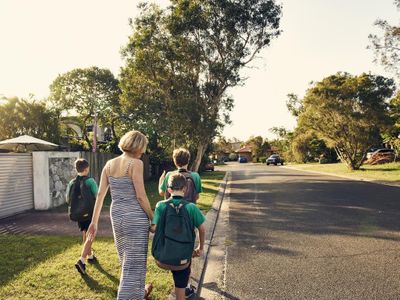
165, 169, 197, 203
67, 176, 96, 222
152, 199, 195, 270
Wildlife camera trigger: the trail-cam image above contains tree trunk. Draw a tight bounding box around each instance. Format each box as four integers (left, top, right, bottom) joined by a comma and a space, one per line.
191, 142, 207, 172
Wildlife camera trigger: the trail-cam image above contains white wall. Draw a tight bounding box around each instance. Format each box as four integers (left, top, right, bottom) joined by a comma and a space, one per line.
33, 152, 80, 210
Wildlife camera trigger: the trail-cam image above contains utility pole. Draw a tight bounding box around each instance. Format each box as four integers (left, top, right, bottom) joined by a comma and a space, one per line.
92, 111, 97, 153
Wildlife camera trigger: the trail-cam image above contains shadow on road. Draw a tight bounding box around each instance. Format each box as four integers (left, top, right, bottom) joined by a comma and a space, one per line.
228, 173, 400, 252
200, 282, 241, 300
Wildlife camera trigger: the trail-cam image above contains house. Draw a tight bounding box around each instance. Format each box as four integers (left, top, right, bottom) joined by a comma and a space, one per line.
236, 145, 252, 161
266, 145, 280, 156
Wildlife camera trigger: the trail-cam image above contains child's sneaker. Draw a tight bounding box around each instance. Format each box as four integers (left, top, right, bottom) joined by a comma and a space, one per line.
87, 254, 97, 264
185, 285, 196, 299
75, 259, 86, 274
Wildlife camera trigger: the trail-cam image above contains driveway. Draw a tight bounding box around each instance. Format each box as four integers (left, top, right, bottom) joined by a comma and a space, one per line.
0, 205, 113, 236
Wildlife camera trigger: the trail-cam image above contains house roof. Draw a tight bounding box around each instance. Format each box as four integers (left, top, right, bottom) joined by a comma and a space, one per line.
236, 146, 252, 153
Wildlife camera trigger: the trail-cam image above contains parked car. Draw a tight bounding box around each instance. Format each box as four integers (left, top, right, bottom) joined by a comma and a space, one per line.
266, 154, 284, 165
204, 161, 215, 171
366, 148, 395, 160
238, 156, 248, 163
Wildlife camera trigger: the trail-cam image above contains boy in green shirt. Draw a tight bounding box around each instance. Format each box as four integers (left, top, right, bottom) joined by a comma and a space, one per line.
152, 173, 205, 300
159, 148, 202, 203
158, 148, 203, 296
66, 158, 98, 274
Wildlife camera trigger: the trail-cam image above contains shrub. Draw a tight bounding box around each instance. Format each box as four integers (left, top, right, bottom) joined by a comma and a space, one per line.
229, 153, 238, 161
259, 156, 267, 163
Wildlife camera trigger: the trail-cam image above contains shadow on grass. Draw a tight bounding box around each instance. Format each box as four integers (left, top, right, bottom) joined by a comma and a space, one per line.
0, 235, 78, 287
360, 167, 399, 172
92, 261, 119, 285
81, 272, 118, 296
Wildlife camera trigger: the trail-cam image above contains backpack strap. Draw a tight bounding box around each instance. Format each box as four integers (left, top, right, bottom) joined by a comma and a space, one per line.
107, 162, 111, 177
167, 198, 190, 214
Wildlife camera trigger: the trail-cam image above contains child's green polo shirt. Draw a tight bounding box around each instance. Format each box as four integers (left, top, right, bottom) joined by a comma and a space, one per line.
66, 176, 98, 202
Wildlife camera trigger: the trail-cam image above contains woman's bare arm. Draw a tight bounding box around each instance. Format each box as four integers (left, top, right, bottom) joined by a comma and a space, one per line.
132, 159, 154, 221
87, 163, 109, 241
91, 164, 109, 225
158, 170, 166, 196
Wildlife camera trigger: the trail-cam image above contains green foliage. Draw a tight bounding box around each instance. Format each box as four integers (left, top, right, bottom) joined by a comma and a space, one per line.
50, 67, 121, 148
0, 97, 61, 143
269, 126, 294, 160
383, 92, 400, 155
298, 72, 395, 170
290, 130, 337, 163
119, 0, 282, 171
245, 135, 270, 160
286, 93, 303, 117
369, 0, 400, 77
229, 152, 238, 161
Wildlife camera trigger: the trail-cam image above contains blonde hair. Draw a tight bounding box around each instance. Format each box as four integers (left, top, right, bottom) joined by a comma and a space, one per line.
172, 148, 191, 167
118, 130, 148, 154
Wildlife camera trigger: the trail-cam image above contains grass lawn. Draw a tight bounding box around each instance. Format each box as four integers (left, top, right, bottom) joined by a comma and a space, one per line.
289, 162, 400, 183
197, 171, 226, 212
0, 235, 172, 300
0, 171, 226, 299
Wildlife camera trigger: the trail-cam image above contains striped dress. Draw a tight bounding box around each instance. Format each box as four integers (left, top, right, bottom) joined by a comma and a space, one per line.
108, 162, 149, 300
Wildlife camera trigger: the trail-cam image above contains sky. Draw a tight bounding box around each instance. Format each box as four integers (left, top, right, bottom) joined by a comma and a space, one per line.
0, 0, 398, 141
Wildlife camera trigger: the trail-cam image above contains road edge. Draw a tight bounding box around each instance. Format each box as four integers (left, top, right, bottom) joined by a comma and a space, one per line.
283, 165, 400, 188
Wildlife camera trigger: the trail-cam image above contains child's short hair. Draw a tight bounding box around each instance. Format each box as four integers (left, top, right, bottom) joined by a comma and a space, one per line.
172, 148, 190, 167
75, 159, 89, 173
168, 173, 186, 191
118, 130, 148, 154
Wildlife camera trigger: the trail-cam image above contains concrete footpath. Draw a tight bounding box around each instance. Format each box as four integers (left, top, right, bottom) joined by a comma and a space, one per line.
0, 206, 113, 236
197, 172, 232, 299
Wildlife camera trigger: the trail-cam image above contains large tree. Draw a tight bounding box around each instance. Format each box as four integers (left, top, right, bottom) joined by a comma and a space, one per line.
298, 73, 395, 170
0, 97, 61, 143
49, 66, 121, 149
120, 0, 282, 171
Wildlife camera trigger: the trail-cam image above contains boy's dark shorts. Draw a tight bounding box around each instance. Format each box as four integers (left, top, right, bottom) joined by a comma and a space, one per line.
171, 263, 191, 288
78, 220, 91, 232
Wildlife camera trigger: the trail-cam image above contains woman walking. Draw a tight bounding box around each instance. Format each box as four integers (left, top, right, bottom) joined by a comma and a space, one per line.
87, 130, 154, 300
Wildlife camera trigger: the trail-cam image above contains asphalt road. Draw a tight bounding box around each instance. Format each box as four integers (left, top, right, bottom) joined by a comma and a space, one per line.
201, 163, 400, 300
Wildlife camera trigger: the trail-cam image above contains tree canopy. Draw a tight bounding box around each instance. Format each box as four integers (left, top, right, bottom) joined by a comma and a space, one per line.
298, 72, 395, 170
0, 97, 60, 143
49, 66, 121, 148
120, 0, 282, 171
